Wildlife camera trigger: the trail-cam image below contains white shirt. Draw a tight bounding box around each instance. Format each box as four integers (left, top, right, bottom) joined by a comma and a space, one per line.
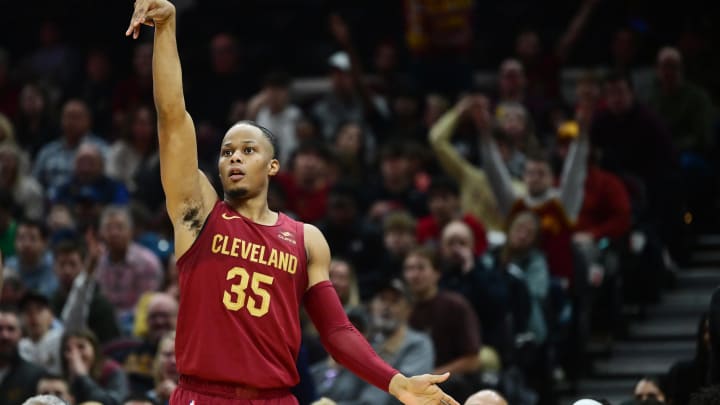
18, 327, 63, 374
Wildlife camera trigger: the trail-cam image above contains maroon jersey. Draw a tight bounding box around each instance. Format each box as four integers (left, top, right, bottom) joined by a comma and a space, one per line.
176, 200, 308, 388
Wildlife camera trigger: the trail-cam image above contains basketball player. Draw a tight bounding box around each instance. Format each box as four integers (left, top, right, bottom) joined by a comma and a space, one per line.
126, 1, 459, 404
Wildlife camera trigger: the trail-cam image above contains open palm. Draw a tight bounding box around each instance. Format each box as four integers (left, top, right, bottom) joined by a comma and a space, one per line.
393, 373, 460, 405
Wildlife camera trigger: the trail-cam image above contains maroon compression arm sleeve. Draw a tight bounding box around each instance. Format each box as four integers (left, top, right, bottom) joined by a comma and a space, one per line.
304, 280, 399, 391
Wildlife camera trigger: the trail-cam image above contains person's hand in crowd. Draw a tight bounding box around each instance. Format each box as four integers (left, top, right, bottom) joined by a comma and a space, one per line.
468, 95, 493, 135
329, 14, 351, 47
66, 344, 90, 379
125, 0, 176, 39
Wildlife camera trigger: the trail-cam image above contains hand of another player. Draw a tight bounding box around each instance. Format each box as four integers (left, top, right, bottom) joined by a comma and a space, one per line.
389, 373, 460, 405
125, 0, 176, 39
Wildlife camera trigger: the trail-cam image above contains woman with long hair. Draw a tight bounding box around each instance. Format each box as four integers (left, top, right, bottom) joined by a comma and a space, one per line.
61, 329, 128, 405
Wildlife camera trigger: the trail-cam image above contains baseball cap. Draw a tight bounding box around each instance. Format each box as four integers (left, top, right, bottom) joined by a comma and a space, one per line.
19, 290, 51, 310
328, 51, 351, 72
377, 278, 412, 302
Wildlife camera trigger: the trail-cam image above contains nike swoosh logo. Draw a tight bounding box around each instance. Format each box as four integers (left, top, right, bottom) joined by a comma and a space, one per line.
222, 212, 243, 220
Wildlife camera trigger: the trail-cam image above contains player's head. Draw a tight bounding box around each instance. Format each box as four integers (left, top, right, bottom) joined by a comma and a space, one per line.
218, 121, 279, 203
464, 389, 508, 405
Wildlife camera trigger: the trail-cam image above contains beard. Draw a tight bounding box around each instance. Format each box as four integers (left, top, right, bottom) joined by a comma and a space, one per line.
372, 316, 400, 338
225, 187, 249, 200
0, 342, 16, 362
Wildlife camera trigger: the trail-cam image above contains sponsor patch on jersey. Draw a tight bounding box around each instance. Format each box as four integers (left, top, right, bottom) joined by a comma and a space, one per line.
278, 231, 296, 245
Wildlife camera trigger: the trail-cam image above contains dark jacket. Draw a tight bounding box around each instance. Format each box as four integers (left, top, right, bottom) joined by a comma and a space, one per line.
0, 352, 44, 405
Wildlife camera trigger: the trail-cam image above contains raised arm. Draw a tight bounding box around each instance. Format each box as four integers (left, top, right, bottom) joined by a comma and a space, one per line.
428, 98, 475, 182
303, 224, 459, 405
126, 0, 217, 256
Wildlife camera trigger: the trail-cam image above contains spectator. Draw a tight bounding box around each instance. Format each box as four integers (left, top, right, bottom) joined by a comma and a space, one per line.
416, 177, 488, 255
494, 59, 551, 139
493, 102, 540, 179
6, 219, 57, 299
50, 237, 120, 345
318, 183, 383, 293
480, 95, 589, 287
146, 331, 177, 405
0, 306, 44, 405
378, 211, 418, 283
0, 189, 18, 257
439, 220, 533, 364
464, 389, 508, 405
273, 142, 332, 223
331, 121, 371, 186
666, 313, 710, 405
106, 105, 159, 194
403, 0, 475, 95
54, 143, 130, 208
123, 293, 177, 394
623, 376, 667, 404
60, 329, 129, 405
245, 72, 303, 165
328, 258, 361, 310
590, 72, 678, 234
21, 395, 66, 405
77, 49, 115, 139
312, 49, 389, 140
112, 43, 154, 125
33, 99, 107, 199
26, 21, 81, 92
1, 272, 26, 307
18, 291, 63, 374
14, 83, 56, 158
403, 247, 481, 400
0, 143, 45, 220
367, 141, 428, 221
94, 206, 162, 328
609, 28, 655, 99
37, 372, 75, 405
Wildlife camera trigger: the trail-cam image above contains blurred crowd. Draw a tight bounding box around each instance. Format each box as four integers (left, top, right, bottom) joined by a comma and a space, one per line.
0, 0, 719, 405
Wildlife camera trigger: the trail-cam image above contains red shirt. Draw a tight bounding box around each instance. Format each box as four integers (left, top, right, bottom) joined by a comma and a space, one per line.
274, 173, 329, 223
577, 166, 632, 240
416, 213, 488, 255
176, 201, 308, 388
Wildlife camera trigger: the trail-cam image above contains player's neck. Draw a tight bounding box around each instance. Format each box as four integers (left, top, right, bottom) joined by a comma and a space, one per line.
225, 195, 278, 226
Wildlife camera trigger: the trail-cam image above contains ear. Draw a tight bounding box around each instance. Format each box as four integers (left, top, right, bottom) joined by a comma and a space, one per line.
268, 159, 280, 177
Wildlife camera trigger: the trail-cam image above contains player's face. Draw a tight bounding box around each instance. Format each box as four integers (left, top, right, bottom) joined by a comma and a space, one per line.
218, 124, 279, 202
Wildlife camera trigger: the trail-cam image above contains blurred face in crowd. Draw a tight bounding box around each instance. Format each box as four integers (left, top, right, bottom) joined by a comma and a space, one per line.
334, 123, 363, 156
293, 151, 326, 187
523, 159, 553, 197
86, 51, 111, 83
393, 95, 419, 120
575, 78, 600, 107
440, 221, 474, 266
61, 100, 91, 143
64, 336, 95, 371
0, 311, 21, 362
657, 49, 683, 89
370, 288, 409, 337
331, 69, 354, 96
20, 84, 46, 117
266, 85, 289, 113
403, 253, 440, 299
47, 204, 75, 232
327, 194, 356, 226
499, 60, 526, 98
381, 155, 411, 188
38, 377, 75, 405
374, 42, 398, 74
131, 106, 155, 148
384, 229, 416, 257
146, 294, 177, 344
295, 118, 319, 143
634, 379, 665, 403
515, 31, 541, 62
133, 43, 153, 79
329, 259, 353, 303
211, 34, 239, 75
101, 211, 133, 254
508, 213, 539, 252
424, 94, 449, 128
15, 224, 47, 265
54, 251, 84, 291
605, 79, 634, 114
74, 144, 104, 184
23, 301, 53, 341
429, 191, 459, 224
498, 106, 528, 144
156, 334, 178, 382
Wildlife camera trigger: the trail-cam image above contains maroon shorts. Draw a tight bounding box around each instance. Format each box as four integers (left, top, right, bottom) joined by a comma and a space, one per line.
170, 375, 299, 405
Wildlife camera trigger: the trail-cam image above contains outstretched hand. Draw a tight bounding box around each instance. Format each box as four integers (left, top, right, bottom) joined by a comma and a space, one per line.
389, 373, 460, 405
125, 0, 176, 39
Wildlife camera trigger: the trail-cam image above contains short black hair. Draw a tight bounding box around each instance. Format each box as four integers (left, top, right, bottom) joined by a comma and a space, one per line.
17, 218, 49, 240
51, 237, 87, 260
234, 120, 279, 159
